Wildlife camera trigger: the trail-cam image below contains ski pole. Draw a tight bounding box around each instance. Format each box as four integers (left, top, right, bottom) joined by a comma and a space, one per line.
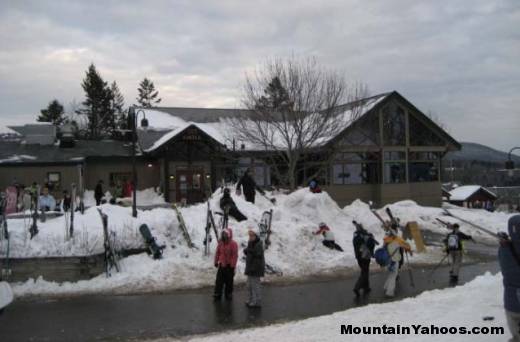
428, 253, 449, 280
405, 252, 415, 288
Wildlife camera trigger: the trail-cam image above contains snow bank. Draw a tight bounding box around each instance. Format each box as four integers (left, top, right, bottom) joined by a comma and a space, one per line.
168, 273, 507, 342
83, 187, 166, 207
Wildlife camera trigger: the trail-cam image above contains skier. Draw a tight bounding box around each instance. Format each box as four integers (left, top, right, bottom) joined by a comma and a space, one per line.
313, 222, 343, 251
38, 187, 56, 212
236, 168, 264, 204
309, 180, 322, 194
498, 215, 520, 342
62, 190, 72, 212
382, 228, 412, 297
94, 180, 104, 206
443, 223, 472, 282
352, 221, 378, 296
220, 188, 247, 222
244, 228, 265, 308
213, 228, 238, 301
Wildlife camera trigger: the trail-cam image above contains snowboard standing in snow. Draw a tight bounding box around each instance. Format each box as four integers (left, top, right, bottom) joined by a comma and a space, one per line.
97, 209, 121, 277
172, 203, 196, 248
259, 209, 273, 250
139, 224, 165, 259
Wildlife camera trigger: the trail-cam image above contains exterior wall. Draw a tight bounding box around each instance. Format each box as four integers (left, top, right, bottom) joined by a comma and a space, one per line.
166, 160, 212, 202
322, 184, 379, 208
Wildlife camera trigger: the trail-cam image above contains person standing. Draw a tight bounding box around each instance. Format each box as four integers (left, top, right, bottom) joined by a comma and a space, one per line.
499, 215, 520, 341
444, 223, 473, 282
352, 221, 378, 296
383, 228, 412, 297
244, 228, 265, 308
236, 168, 264, 204
213, 228, 238, 301
94, 180, 104, 206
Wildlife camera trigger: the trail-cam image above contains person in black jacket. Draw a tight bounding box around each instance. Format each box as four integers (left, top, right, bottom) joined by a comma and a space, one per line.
443, 223, 473, 282
244, 228, 265, 308
352, 221, 378, 296
236, 168, 264, 204
220, 188, 247, 222
94, 180, 104, 206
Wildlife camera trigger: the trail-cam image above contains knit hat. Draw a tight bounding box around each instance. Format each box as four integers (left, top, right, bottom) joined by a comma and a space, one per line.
248, 227, 260, 237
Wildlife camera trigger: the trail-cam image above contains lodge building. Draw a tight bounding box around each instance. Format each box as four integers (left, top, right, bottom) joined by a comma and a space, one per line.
0, 91, 460, 207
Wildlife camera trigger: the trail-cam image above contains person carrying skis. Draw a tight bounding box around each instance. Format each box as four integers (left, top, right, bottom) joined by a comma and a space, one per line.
383, 228, 412, 297
313, 222, 343, 251
352, 221, 378, 296
443, 223, 472, 282
213, 228, 238, 301
244, 228, 265, 308
220, 188, 247, 222
236, 168, 264, 204
94, 180, 104, 206
499, 215, 520, 341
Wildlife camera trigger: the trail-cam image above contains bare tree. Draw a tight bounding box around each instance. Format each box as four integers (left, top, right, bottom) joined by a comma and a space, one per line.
229, 57, 368, 189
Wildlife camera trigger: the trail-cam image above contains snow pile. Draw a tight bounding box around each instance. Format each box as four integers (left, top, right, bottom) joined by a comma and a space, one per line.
168, 273, 507, 342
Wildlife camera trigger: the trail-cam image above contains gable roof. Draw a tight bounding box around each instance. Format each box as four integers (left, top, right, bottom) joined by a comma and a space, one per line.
449, 185, 497, 201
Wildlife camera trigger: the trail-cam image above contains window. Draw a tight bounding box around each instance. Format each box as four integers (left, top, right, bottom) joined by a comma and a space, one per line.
384, 150, 406, 183
109, 172, 132, 187
408, 152, 440, 182
332, 152, 380, 185
409, 115, 445, 146
339, 113, 380, 146
382, 104, 406, 146
47, 172, 61, 190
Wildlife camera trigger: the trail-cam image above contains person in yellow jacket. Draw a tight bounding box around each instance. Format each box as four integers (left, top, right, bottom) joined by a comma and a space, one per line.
383, 228, 412, 297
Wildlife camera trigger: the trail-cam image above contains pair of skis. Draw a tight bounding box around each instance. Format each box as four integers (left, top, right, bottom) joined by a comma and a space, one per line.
96, 209, 120, 277
203, 202, 219, 256
172, 203, 196, 249
259, 209, 273, 250
0, 193, 10, 282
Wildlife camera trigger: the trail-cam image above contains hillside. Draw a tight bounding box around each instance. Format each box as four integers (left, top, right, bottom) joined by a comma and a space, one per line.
445, 142, 520, 164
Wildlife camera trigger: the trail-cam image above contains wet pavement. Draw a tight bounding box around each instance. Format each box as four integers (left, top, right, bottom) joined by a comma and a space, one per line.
0, 260, 499, 342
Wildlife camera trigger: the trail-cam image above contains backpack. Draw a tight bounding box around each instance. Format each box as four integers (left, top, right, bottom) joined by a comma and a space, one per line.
447, 234, 459, 251
374, 247, 391, 267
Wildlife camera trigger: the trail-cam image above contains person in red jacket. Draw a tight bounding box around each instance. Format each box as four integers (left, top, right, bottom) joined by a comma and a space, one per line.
213, 228, 238, 301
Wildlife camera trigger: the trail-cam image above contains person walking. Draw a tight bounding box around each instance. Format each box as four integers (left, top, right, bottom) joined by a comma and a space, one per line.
498, 215, 520, 341
352, 221, 378, 296
443, 223, 473, 282
94, 180, 104, 206
382, 228, 412, 297
213, 228, 238, 301
236, 168, 264, 204
244, 228, 265, 308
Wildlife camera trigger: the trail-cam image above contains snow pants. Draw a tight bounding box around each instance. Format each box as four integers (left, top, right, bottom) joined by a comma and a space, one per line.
247, 276, 262, 306
323, 240, 344, 252
384, 263, 399, 297
214, 266, 235, 299
506, 310, 520, 341
354, 258, 371, 291
229, 206, 247, 222
449, 250, 463, 277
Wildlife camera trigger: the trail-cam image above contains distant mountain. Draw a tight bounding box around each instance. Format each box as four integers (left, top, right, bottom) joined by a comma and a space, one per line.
445, 142, 520, 164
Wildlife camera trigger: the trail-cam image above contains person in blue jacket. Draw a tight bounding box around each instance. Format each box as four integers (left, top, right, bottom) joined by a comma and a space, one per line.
499, 215, 520, 341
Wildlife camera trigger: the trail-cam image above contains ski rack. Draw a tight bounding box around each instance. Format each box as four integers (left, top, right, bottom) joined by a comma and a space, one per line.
172, 203, 196, 249
96, 209, 121, 277
442, 209, 499, 240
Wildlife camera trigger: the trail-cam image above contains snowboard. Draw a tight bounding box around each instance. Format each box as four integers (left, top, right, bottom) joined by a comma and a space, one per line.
259, 209, 273, 249
97, 209, 121, 277
171, 203, 196, 248
139, 224, 165, 259
0, 281, 13, 314
4, 186, 17, 215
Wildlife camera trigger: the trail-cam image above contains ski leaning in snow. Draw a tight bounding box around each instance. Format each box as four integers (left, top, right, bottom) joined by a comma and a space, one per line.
96, 208, 121, 277
0, 281, 13, 314
442, 209, 499, 239
29, 187, 39, 239
172, 203, 196, 249
69, 183, 76, 239
139, 224, 165, 259
203, 201, 219, 256
258, 209, 273, 250
0, 193, 11, 282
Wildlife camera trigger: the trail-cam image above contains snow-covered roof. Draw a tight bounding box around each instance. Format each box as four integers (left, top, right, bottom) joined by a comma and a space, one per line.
448, 185, 497, 201
140, 93, 389, 153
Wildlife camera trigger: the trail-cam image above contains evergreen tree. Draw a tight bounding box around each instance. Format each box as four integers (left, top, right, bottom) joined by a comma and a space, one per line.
37, 99, 66, 126
76, 64, 115, 139
136, 77, 161, 107
256, 77, 293, 113
110, 81, 128, 133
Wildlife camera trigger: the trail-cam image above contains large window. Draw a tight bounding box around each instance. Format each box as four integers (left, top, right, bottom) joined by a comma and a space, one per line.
408, 152, 440, 182
384, 151, 406, 183
47, 172, 61, 190
409, 115, 445, 146
382, 104, 406, 146
332, 152, 380, 185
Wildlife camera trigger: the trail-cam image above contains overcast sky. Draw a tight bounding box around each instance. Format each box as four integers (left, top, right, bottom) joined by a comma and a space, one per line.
0, 0, 518, 152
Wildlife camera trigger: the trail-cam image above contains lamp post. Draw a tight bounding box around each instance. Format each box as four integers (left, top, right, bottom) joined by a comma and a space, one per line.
128, 106, 149, 218
505, 147, 520, 177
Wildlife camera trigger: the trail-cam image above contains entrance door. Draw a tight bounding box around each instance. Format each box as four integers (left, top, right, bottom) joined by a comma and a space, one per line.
175, 169, 205, 204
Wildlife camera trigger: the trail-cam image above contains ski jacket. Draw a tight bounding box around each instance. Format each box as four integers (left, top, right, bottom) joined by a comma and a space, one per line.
353, 230, 378, 260
220, 194, 237, 212
39, 194, 56, 211
314, 225, 335, 241
244, 237, 265, 277
443, 230, 472, 252
383, 235, 411, 263
499, 215, 520, 313
236, 174, 263, 197
214, 228, 238, 269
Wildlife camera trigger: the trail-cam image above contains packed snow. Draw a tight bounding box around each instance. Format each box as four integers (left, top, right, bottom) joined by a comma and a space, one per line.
449, 185, 497, 201
2, 188, 510, 298
166, 272, 507, 342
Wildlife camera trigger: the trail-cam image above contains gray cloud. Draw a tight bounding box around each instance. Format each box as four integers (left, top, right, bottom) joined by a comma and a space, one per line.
0, 0, 518, 152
